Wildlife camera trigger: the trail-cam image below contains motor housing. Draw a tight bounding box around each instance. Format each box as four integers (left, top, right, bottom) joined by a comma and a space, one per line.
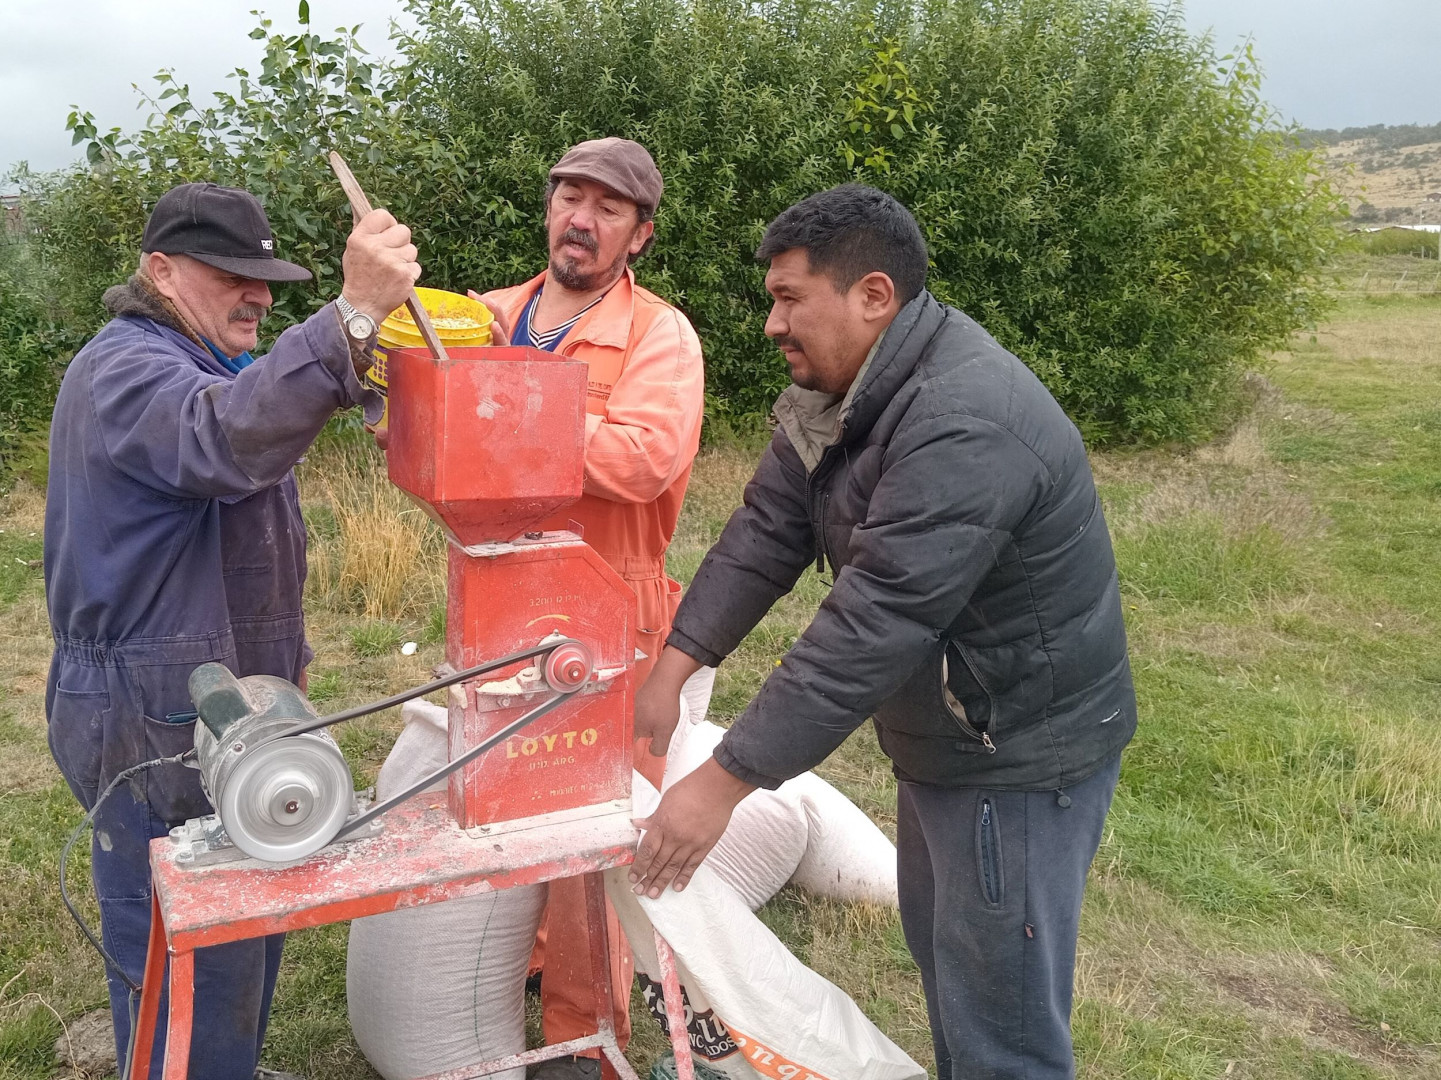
189, 664, 354, 863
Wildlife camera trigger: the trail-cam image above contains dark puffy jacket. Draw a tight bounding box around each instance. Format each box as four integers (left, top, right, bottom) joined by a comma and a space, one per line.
44, 281, 377, 822
668, 292, 1135, 790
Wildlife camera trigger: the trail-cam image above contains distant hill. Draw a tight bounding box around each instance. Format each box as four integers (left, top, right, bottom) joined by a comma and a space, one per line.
1301, 123, 1441, 224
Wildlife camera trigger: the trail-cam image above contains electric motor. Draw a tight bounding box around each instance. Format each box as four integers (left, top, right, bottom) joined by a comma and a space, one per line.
189, 664, 354, 863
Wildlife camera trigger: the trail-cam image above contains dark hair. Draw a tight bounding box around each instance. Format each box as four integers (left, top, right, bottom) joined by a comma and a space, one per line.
544, 179, 656, 262
755, 184, 928, 303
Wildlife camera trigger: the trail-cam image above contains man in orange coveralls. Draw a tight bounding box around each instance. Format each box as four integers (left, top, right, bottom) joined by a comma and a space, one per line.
475, 137, 705, 1080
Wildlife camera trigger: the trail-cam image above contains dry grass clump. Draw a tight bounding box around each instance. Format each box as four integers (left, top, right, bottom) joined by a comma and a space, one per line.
0, 483, 55, 798
298, 439, 446, 622
1094, 377, 1321, 548
1343, 715, 1441, 831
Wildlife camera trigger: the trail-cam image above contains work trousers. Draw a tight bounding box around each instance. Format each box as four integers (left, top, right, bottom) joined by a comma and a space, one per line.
85, 778, 285, 1080
896, 752, 1121, 1080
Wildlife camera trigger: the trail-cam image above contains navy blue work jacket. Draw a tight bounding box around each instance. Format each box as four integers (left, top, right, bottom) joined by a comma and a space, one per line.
43, 292, 375, 822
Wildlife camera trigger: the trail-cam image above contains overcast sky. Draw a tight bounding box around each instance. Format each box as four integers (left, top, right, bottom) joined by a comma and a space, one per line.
3, 0, 1439, 179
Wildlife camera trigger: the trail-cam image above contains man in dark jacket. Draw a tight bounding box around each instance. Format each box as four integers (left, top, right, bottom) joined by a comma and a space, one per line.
630, 184, 1136, 1079
44, 182, 420, 1079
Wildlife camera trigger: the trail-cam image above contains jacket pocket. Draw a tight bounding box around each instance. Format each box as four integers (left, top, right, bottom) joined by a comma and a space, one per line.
977, 796, 1004, 906
943, 640, 998, 752
141, 713, 210, 826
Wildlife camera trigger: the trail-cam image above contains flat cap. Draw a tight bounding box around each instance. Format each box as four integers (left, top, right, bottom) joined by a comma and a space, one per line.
549, 138, 663, 215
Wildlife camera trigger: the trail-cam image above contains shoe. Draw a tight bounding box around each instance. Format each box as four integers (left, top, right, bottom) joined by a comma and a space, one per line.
255, 1069, 306, 1080
528, 1055, 602, 1079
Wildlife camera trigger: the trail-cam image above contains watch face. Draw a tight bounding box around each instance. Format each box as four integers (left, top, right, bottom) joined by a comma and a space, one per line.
346, 313, 376, 340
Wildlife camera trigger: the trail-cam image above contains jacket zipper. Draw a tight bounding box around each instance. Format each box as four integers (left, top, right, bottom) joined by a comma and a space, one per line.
979, 799, 1001, 904
951, 640, 997, 749
805, 458, 832, 574
943, 643, 997, 753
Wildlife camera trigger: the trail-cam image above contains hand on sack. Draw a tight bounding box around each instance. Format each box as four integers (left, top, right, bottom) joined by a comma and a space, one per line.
342, 208, 422, 323
466, 290, 510, 346
634, 646, 705, 757
630, 757, 754, 898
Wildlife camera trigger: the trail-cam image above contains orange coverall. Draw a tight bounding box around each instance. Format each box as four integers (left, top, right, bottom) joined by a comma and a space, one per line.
479, 267, 704, 1069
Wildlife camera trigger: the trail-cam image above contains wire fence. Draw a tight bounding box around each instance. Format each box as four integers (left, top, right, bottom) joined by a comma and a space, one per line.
1329, 255, 1441, 298
1337, 267, 1441, 297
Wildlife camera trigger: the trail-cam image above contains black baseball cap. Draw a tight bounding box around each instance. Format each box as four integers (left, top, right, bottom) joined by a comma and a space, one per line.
142, 182, 312, 282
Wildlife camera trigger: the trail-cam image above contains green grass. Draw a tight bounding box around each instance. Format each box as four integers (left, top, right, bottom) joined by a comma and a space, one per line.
0, 524, 43, 607
3, 294, 1440, 1077
348, 620, 406, 658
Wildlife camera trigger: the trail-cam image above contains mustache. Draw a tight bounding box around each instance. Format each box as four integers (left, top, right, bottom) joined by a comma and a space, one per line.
558, 227, 599, 255
770, 334, 803, 352
229, 303, 267, 323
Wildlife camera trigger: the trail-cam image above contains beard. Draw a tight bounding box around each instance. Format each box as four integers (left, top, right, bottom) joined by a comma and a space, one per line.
549, 228, 629, 292
772, 334, 822, 390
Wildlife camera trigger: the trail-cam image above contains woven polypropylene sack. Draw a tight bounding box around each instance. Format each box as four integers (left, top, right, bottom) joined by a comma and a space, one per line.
346, 700, 542, 1080
610, 776, 925, 1080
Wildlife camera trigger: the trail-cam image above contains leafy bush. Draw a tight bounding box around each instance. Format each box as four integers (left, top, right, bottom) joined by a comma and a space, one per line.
0, 237, 82, 481
1353, 228, 1440, 259
16, 0, 1343, 445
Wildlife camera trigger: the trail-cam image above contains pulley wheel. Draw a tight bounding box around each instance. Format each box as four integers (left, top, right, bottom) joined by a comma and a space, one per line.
217, 733, 354, 862
544, 642, 593, 692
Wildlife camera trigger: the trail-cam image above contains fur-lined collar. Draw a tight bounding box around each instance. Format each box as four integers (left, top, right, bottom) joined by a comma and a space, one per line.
102, 272, 206, 349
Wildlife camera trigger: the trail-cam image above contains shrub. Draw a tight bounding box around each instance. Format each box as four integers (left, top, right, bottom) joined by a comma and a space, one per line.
0, 236, 82, 481
18, 0, 1343, 446
1353, 228, 1440, 259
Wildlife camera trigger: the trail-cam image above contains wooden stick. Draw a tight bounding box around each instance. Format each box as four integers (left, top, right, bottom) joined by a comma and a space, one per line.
328, 150, 448, 361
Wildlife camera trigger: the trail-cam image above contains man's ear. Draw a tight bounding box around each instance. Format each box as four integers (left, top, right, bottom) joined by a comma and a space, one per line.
856, 270, 897, 322
629, 219, 656, 257
146, 252, 181, 301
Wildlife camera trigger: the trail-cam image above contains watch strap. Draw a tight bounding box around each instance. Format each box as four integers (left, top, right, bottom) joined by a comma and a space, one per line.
333, 296, 377, 377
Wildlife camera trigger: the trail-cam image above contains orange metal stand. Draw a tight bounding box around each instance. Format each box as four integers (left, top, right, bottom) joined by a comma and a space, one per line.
127, 801, 691, 1080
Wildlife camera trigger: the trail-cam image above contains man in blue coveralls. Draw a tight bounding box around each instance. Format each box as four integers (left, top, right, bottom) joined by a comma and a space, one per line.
43, 182, 420, 1078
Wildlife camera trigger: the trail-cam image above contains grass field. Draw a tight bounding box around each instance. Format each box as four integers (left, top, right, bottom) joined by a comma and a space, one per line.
2, 291, 1440, 1079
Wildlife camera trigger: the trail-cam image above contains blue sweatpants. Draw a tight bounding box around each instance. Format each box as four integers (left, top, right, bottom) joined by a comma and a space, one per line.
896, 753, 1121, 1080
88, 780, 284, 1080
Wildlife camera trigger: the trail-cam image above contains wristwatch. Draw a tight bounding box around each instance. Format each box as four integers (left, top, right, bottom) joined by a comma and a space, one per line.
335, 294, 378, 344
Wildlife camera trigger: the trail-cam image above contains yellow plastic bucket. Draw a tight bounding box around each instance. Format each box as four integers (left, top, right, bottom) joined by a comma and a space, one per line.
367, 288, 493, 427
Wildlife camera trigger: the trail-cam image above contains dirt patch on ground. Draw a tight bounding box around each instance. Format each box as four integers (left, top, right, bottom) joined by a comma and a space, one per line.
1209, 962, 1420, 1068
1077, 879, 1438, 1076
50, 1006, 116, 1079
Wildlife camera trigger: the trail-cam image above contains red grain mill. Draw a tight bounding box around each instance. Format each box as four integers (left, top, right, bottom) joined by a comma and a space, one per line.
129, 344, 695, 1080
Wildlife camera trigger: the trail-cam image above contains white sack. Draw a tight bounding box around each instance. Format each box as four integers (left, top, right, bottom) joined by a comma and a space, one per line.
786, 773, 899, 907
608, 775, 925, 1080
661, 719, 807, 911
662, 719, 898, 909
679, 664, 717, 727
346, 886, 543, 1080
346, 698, 542, 1080
377, 698, 451, 797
